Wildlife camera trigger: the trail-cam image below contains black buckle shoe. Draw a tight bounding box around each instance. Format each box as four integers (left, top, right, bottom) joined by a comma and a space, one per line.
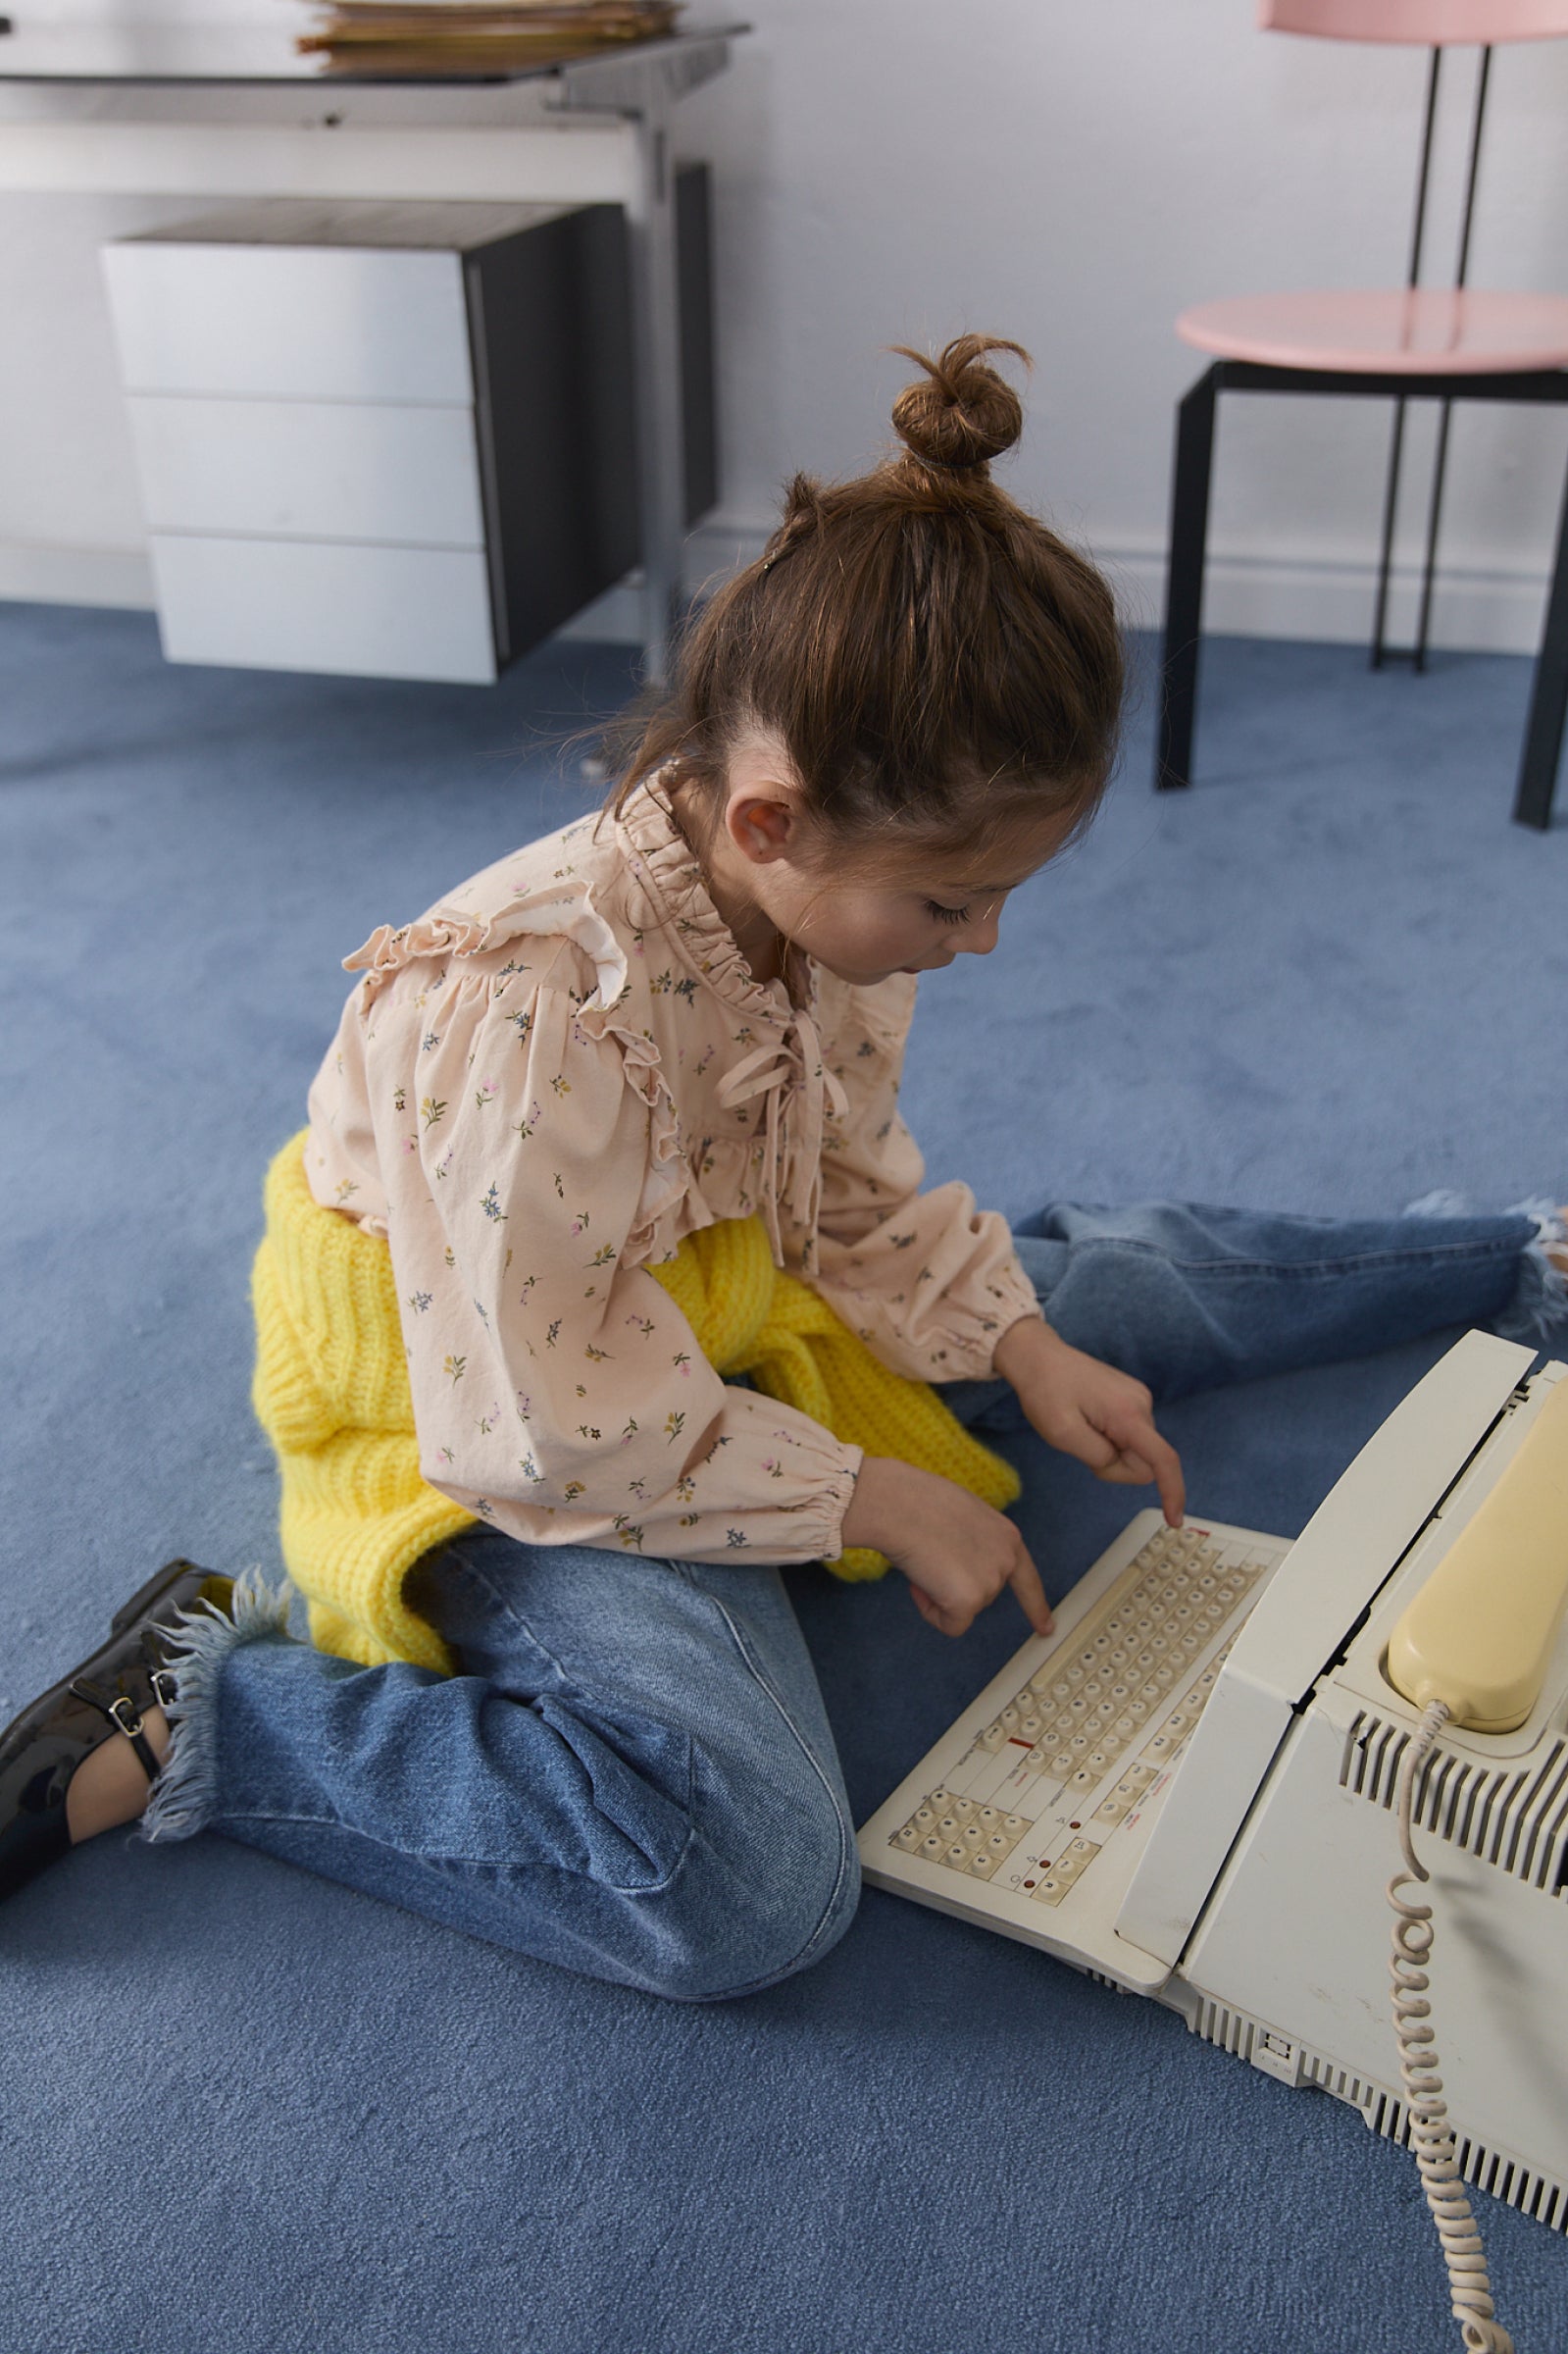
0, 1559, 232, 1904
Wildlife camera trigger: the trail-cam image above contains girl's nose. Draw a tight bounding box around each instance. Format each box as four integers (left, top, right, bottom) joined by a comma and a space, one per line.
959, 909, 1003, 954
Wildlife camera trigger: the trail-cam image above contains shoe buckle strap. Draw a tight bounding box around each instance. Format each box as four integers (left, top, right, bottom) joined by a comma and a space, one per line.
70, 1678, 144, 1737
107, 1694, 144, 1740
66, 1678, 163, 1782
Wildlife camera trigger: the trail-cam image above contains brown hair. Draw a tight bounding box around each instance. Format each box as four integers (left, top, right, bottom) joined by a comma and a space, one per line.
603, 333, 1123, 870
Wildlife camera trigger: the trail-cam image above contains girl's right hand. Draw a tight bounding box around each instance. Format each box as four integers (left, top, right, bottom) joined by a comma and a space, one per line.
840, 1457, 1053, 1641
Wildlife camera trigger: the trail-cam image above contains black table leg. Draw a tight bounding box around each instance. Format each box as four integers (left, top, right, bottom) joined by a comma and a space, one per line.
1156, 365, 1220, 793
1515, 447, 1568, 829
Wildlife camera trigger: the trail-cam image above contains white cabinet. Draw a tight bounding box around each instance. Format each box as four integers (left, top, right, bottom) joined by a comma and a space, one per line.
102, 198, 639, 685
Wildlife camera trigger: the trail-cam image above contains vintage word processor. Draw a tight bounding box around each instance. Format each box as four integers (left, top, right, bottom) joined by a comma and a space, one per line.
860, 1330, 1568, 2346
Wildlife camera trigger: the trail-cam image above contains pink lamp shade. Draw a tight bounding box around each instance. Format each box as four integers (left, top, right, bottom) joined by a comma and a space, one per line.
1177, 287, 1568, 374
1260, 0, 1568, 43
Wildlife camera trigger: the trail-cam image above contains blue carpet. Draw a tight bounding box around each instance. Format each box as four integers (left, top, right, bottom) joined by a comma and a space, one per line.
2, 606, 1565, 2354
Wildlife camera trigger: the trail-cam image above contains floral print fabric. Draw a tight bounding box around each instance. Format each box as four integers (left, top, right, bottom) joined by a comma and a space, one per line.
304, 780, 1043, 1565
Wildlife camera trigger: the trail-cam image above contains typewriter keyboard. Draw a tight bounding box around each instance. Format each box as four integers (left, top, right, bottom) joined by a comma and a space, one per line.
886, 1522, 1273, 1907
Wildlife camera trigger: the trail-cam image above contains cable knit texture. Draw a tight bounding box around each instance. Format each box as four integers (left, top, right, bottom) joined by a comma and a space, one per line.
252, 1134, 476, 1672
254, 1132, 1022, 1667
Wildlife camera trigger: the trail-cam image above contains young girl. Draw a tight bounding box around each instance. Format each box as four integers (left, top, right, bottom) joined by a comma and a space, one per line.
4, 335, 1564, 2001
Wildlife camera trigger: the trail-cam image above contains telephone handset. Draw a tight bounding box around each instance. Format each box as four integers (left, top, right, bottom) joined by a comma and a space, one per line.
1387, 1376, 1568, 1732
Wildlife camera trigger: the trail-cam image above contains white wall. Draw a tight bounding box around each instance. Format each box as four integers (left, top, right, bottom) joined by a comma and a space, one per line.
5, 0, 1568, 650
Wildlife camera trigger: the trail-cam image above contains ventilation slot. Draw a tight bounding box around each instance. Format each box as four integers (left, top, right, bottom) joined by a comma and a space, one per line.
1340, 1712, 1568, 1894
1300, 2055, 1384, 2112
1189, 1997, 1255, 2062
1361, 2089, 1568, 2235
1195, 2006, 1568, 2236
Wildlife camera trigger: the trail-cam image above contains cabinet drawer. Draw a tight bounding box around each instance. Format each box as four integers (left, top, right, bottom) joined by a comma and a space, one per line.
103, 242, 473, 403
128, 397, 485, 546
149, 537, 497, 684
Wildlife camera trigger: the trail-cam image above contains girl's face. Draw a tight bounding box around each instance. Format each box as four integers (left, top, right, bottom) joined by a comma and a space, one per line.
778, 858, 1045, 988
695, 737, 1078, 990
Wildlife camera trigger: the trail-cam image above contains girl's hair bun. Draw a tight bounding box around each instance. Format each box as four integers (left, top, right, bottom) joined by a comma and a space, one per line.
889, 333, 1030, 476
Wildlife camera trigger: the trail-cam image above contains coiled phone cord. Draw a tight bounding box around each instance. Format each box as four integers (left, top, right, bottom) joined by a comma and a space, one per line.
1388, 1699, 1514, 2354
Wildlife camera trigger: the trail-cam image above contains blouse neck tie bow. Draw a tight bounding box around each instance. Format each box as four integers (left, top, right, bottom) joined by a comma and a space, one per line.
715, 1008, 849, 1267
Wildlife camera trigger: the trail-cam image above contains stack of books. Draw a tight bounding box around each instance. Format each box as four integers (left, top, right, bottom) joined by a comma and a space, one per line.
297, 0, 683, 76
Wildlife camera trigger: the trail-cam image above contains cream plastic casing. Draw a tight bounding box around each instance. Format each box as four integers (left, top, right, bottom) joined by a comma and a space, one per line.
1116, 1329, 1538, 1968
1386, 1376, 1568, 1730
1171, 1352, 1568, 2215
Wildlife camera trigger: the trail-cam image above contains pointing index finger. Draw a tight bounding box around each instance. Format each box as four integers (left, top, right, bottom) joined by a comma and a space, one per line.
1008, 1547, 1054, 1637
1147, 1429, 1186, 1525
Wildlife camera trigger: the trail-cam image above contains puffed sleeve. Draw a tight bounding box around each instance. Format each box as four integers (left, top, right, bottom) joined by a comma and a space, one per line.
363, 941, 862, 1565
809, 974, 1043, 1382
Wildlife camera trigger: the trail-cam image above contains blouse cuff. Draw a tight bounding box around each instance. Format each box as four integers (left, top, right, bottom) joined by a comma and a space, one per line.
942, 1255, 1047, 1381
671, 1395, 865, 1565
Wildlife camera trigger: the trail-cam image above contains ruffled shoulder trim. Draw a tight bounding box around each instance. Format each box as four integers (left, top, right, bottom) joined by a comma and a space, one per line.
342, 817, 630, 1012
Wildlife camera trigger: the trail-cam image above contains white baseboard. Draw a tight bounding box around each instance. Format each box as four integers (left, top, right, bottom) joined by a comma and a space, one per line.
0, 525, 1551, 659
1105, 541, 1552, 657
0, 540, 155, 610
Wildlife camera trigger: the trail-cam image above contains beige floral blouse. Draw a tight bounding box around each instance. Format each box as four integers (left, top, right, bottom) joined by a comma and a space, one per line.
305, 778, 1042, 1566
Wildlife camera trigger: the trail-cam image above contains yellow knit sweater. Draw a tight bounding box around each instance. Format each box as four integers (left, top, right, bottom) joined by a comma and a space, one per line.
252, 1132, 1020, 1671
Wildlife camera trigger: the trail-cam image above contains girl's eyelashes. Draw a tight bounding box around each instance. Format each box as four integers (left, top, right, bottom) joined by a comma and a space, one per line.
924, 900, 971, 925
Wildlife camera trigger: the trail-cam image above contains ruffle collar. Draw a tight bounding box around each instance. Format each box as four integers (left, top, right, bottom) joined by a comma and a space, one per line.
613, 773, 817, 1026
615, 777, 846, 1267
339, 779, 850, 1270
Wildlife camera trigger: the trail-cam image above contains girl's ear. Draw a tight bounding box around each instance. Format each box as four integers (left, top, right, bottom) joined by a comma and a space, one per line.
726, 792, 799, 868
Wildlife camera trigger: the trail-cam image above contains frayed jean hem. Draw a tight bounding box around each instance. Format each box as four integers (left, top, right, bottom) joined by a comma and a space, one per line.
1405, 1192, 1568, 1345
136, 1568, 295, 1845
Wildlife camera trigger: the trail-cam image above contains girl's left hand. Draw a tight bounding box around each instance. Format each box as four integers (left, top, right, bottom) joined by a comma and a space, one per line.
992, 1316, 1187, 1526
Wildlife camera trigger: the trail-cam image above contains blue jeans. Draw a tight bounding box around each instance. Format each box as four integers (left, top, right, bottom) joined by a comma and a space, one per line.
140, 1197, 1563, 2000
